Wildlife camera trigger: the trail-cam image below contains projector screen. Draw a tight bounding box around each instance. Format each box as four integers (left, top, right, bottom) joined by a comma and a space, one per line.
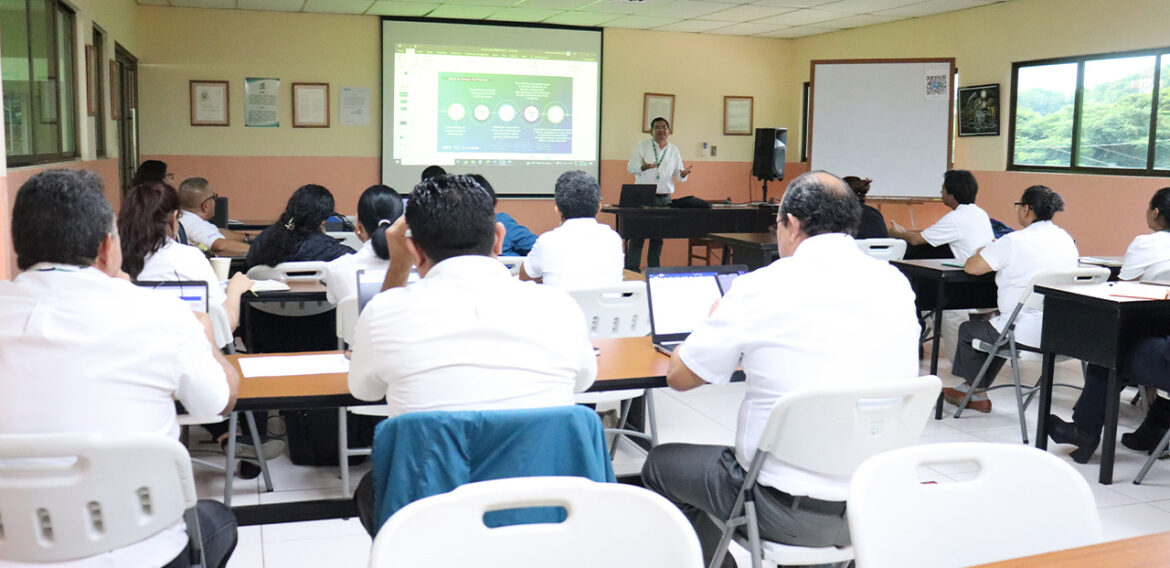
381, 19, 602, 197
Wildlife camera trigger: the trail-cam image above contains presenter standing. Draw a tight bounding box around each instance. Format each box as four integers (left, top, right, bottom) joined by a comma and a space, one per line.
625, 116, 693, 271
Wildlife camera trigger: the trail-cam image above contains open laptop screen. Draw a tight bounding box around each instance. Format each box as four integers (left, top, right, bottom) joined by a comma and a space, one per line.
356, 268, 420, 314
134, 281, 210, 313
646, 269, 747, 337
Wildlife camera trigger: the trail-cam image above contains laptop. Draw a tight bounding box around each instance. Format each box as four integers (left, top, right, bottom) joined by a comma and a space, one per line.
134, 280, 210, 313
356, 268, 420, 314
645, 265, 748, 355
619, 184, 658, 208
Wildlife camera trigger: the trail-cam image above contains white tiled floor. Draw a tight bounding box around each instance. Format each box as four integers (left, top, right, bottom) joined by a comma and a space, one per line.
195, 348, 1170, 567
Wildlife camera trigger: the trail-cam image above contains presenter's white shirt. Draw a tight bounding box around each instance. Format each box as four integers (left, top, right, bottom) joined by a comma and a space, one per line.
920, 203, 994, 261
979, 220, 1079, 347
139, 238, 227, 307
323, 240, 388, 304
179, 209, 226, 250
627, 139, 688, 195
1120, 231, 1170, 281
0, 265, 228, 568
348, 255, 596, 416
523, 218, 623, 289
678, 234, 919, 501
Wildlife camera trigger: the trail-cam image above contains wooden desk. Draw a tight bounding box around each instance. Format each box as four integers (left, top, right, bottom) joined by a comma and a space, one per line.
227, 219, 274, 231
602, 205, 774, 241
1035, 282, 1170, 484
891, 259, 998, 418
707, 232, 777, 270
974, 531, 1170, 567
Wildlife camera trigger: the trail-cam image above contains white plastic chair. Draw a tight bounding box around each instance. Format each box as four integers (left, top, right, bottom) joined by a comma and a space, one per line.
498, 255, 524, 276
954, 267, 1110, 443
707, 375, 942, 568
326, 231, 363, 252
335, 293, 387, 495
848, 443, 1102, 568
855, 238, 907, 262
0, 433, 203, 565
246, 260, 329, 282
368, 477, 703, 568
568, 282, 656, 461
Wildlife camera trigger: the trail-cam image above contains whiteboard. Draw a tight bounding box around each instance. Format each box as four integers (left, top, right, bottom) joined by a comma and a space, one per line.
810, 60, 954, 199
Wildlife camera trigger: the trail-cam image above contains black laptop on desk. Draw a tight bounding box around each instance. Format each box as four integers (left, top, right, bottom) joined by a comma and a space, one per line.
619, 184, 658, 208
645, 265, 748, 355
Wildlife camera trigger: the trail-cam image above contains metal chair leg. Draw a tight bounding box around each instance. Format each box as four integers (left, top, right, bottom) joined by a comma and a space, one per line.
224, 413, 237, 508
244, 412, 273, 492
1134, 425, 1170, 485
1009, 345, 1029, 444
339, 408, 351, 495
645, 389, 659, 445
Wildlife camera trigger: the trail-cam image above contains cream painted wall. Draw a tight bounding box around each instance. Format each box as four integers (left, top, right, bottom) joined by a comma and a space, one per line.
137, 7, 380, 157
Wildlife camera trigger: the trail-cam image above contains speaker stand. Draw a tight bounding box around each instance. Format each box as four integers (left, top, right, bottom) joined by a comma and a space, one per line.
761, 179, 769, 203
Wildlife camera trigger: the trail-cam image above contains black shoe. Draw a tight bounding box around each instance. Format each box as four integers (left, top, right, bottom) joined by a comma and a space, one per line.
1047, 415, 1100, 464
1122, 396, 1170, 454
237, 461, 262, 480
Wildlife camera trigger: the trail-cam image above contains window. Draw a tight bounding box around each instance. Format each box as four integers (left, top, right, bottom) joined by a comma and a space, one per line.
1010, 48, 1170, 175
2, 0, 80, 166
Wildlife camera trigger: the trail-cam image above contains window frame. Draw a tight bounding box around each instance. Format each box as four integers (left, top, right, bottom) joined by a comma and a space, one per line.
5, 0, 81, 168
92, 23, 106, 159
1008, 46, 1169, 176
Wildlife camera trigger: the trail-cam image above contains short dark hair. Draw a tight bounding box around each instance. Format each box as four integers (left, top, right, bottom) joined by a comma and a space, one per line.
177, 177, 211, 209
778, 171, 861, 237
554, 170, 600, 220
1149, 187, 1170, 226
406, 175, 497, 263
357, 184, 404, 261
468, 174, 499, 205
421, 165, 447, 182
131, 160, 168, 186
942, 170, 978, 204
12, 169, 114, 270
1019, 185, 1064, 221
118, 181, 181, 278
650, 117, 669, 130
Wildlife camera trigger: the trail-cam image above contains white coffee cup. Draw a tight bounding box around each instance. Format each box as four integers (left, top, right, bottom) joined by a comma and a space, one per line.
209, 257, 231, 282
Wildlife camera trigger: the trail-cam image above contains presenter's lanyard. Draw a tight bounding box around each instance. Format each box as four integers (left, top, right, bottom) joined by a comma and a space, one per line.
652, 142, 666, 181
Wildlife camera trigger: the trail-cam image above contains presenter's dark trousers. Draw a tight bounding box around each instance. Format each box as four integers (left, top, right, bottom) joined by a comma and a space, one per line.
624, 194, 672, 272
642, 443, 849, 568
1072, 335, 1170, 436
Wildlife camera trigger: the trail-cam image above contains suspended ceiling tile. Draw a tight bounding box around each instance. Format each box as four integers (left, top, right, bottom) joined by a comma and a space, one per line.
169, 0, 238, 8
489, 6, 565, 20
704, 21, 781, 34
747, 0, 843, 7
876, 0, 990, 17
703, 4, 793, 22
366, 1, 439, 15
641, 0, 732, 18
136, 0, 172, 5
603, 14, 683, 28
756, 23, 837, 36
816, 0, 921, 12
652, 18, 733, 32
238, 0, 306, 10
542, 10, 624, 24
755, 7, 842, 25
426, 3, 501, 17
823, 12, 901, 27
301, 0, 375, 12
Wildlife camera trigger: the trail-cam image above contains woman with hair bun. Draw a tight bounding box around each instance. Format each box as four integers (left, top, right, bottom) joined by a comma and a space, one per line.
245, 184, 355, 269
842, 175, 888, 239
323, 185, 405, 303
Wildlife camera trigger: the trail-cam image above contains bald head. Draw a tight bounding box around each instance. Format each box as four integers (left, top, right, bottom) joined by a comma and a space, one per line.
778, 171, 862, 237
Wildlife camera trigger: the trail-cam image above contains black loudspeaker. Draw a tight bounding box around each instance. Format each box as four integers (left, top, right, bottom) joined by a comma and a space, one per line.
752, 128, 787, 181
212, 197, 229, 228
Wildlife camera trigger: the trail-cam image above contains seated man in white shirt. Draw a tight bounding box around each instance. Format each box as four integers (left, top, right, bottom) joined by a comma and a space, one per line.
944, 185, 1079, 414
888, 169, 994, 261
641, 171, 920, 567
0, 170, 241, 568
177, 177, 251, 256
520, 170, 623, 289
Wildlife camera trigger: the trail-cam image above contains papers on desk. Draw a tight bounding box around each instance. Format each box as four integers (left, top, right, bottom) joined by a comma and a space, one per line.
1107, 282, 1170, 300
238, 353, 351, 378
250, 279, 291, 292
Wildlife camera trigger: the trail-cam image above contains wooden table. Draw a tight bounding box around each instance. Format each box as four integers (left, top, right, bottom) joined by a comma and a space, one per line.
974, 531, 1170, 567
225, 336, 674, 526
1034, 282, 1170, 484
891, 259, 998, 418
1079, 255, 1124, 281
227, 219, 275, 231
602, 205, 774, 241
706, 232, 777, 270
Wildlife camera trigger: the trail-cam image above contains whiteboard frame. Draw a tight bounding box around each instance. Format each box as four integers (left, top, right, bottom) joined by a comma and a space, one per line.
809, 58, 955, 200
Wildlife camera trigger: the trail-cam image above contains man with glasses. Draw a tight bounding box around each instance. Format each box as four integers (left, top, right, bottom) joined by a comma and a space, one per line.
624, 116, 693, 272
178, 177, 251, 256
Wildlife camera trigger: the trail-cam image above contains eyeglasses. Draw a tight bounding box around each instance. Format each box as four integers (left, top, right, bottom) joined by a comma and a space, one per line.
1013, 202, 1025, 207
202, 193, 219, 205
164, 172, 175, 180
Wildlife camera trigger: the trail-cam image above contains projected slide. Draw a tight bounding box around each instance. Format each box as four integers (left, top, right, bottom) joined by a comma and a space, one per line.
437, 73, 573, 154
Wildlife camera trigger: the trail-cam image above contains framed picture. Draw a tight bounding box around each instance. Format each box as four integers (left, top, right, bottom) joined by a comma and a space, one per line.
292, 82, 330, 128
190, 80, 229, 126
723, 96, 753, 135
85, 45, 97, 116
957, 83, 999, 137
109, 61, 120, 119
643, 92, 674, 133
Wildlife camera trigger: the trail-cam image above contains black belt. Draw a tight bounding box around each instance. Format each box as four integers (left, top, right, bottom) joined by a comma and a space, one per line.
762, 486, 847, 516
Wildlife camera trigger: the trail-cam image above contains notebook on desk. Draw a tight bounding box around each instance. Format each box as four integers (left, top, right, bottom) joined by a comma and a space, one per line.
135, 280, 210, 312
645, 265, 748, 355
619, 184, 657, 207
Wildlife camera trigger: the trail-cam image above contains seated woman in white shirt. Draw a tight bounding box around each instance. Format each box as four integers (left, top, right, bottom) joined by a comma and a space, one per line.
1118, 187, 1170, 281
323, 184, 404, 304
520, 170, 623, 289
943, 185, 1079, 414
119, 181, 252, 331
